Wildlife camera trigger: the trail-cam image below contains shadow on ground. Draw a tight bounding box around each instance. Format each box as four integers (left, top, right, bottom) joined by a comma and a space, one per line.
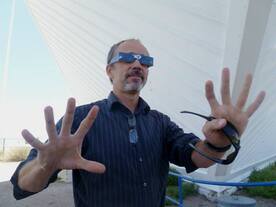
0, 181, 74, 207
1, 180, 276, 207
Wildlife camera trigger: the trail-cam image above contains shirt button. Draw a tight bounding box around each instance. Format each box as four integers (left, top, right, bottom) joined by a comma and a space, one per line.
139, 157, 143, 162
143, 182, 147, 187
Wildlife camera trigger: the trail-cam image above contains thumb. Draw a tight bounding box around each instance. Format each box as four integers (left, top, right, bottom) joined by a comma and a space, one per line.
77, 158, 106, 174
205, 119, 226, 132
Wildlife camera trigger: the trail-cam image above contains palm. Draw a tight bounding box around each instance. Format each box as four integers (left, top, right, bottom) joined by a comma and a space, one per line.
37, 135, 83, 170
22, 98, 105, 173
211, 104, 248, 134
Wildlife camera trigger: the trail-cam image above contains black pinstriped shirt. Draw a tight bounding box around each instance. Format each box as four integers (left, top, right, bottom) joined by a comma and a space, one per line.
11, 92, 200, 207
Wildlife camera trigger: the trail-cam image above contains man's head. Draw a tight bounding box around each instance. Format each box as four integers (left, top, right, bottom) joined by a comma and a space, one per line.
106, 39, 152, 95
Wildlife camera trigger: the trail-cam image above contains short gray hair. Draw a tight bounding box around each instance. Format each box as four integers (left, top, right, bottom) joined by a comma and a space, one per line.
106, 38, 141, 64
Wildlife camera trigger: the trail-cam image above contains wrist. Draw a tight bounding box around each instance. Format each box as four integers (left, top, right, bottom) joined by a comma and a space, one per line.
203, 140, 231, 153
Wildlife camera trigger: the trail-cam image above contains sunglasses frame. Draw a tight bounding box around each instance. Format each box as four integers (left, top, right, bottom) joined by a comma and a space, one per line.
181, 111, 240, 165
109, 52, 154, 67
128, 115, 138, 144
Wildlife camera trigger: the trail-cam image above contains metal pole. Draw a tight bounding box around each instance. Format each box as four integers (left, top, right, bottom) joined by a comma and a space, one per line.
0, 0, 16, 101
3, 138, 6, 154
178, 176, 184, 207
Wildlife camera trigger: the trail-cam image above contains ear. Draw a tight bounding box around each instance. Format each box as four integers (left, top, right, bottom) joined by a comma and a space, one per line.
106, 65, 113, 83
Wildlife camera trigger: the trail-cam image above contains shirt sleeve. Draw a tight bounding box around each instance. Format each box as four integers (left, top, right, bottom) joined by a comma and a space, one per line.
10, 148, 60, 200
164, 115, 201, 173
10, 118, 63, 200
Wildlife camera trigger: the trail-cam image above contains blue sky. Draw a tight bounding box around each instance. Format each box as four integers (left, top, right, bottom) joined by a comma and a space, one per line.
0, 1, 69, 140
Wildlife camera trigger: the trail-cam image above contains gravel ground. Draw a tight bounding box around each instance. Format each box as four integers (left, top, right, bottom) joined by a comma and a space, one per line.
0, 181, 74, 207
1, 162, 275, 207
1, 180, 276, 207
0, 181, 217, 207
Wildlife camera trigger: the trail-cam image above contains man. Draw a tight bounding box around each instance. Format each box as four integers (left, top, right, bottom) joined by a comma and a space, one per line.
11, 39, 265, 206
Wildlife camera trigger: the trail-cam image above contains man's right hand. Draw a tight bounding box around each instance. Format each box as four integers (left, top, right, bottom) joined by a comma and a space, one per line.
22, 98, 106, 174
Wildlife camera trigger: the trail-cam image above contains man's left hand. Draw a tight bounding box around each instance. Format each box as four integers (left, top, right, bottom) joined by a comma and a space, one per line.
202, 68, 265, 147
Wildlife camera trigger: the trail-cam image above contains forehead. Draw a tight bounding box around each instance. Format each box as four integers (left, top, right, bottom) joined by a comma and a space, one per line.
116, 40, 149, 56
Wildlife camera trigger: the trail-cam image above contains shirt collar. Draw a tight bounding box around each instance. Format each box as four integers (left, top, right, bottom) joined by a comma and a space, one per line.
107, 91, 150, 114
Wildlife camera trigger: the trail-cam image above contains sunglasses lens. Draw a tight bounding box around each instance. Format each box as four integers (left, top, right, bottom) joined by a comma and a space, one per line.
112, 52, 153, 67
140, 57, 153, 67
121, 53, 136, 63
129, 128, 138, 143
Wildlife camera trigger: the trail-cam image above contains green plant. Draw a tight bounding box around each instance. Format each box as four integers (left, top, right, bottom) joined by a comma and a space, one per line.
167, 169, 179, 186
244, 163, 276, 199
165, 168, 197, 206
165, 182, 197, 206
2, 146, 31, 162
166, 182, 197, 198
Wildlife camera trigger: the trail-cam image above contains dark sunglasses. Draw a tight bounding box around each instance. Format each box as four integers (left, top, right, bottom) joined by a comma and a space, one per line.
181, 111, 240, 165
128, 115, 138, 144
109, 52, 154, 67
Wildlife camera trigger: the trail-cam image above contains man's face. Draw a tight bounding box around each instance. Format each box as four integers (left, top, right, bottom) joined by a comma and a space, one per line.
106, 40, 150, 94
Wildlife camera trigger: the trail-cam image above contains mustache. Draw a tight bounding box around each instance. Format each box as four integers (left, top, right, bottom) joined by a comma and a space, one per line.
126, 67, 144, 79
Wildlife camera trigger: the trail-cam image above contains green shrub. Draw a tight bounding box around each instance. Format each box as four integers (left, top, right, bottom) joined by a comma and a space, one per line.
166, 168, 197, 206
2, 146, 31, 162
166, 182, 197, 198
165, 183, 197, 206
167, 169, 179, 186
244, 163, 276, 199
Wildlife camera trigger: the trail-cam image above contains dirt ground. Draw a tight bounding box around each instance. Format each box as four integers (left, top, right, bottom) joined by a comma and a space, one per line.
0, 181, 74, 207
0, 180, 215, 207
1, 180, 276, 207
0, 162, 275, 207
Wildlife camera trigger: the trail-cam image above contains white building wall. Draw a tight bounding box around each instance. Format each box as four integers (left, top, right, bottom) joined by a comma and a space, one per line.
26, 0, 276, 193
231, 1, 276, 174
27, 0, 230, 142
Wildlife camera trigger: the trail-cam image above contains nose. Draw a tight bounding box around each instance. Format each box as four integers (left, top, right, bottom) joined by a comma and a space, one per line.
132, 59, 147, 70
133, 59, 141, 66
